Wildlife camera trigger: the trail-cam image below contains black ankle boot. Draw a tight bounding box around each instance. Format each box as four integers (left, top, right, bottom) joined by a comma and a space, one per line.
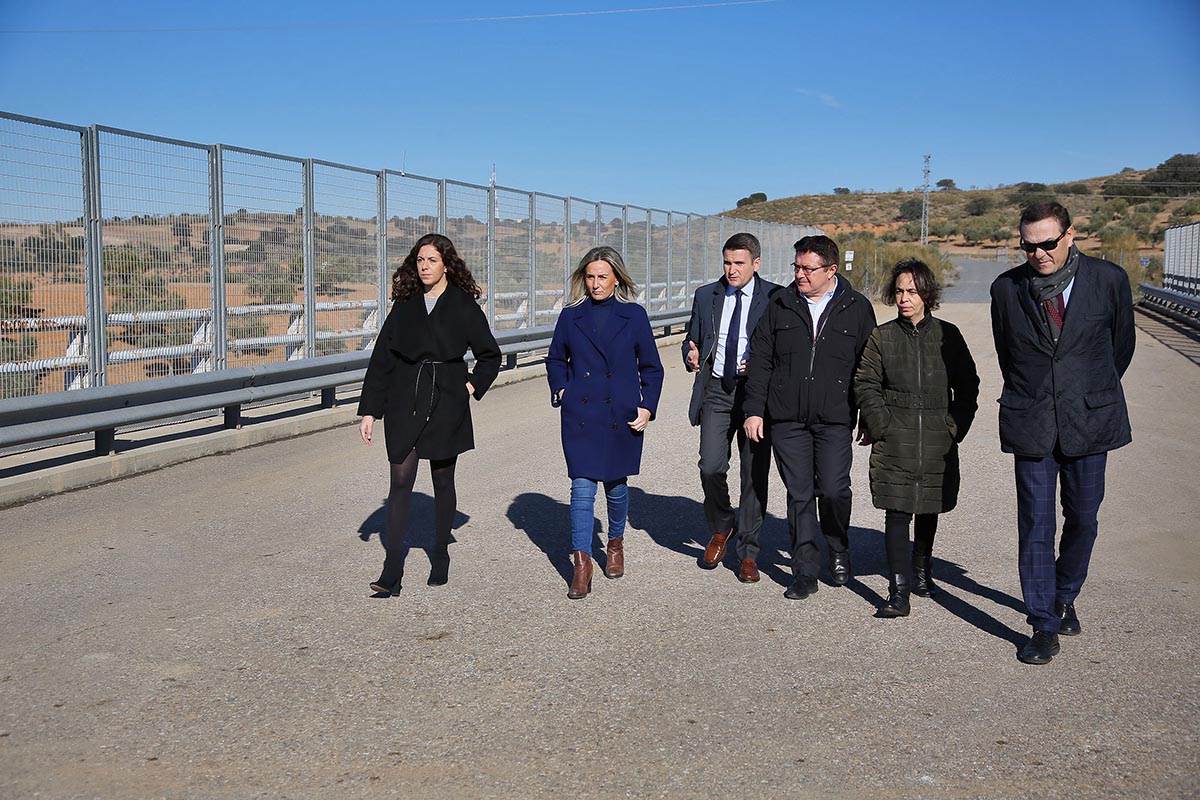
428, 549, 450, 586
370, 565, 403, 596
879, 573, 911, 617
912, 552, 938, 597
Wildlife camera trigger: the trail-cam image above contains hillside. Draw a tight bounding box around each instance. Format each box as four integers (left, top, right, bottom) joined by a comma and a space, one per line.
722, 157, 1200, 288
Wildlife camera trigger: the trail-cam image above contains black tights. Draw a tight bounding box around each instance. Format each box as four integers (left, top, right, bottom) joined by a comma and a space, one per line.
883, 510, 938, 577
379, 449, 457, 580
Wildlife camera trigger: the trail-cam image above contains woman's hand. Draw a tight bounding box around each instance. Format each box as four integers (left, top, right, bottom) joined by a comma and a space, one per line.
360, 415, 375, 446
856, 422, 874, 446
628, 407, 652, 432
466, 381, 475, 397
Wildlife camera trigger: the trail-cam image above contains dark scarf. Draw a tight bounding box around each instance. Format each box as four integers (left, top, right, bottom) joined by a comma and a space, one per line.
1027, 245, 1080, 343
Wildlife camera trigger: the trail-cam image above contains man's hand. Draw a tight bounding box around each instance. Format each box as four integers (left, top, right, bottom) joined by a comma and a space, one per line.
744, 415, 765, 442
685, 340, 700, 371
360, 415, 374, 446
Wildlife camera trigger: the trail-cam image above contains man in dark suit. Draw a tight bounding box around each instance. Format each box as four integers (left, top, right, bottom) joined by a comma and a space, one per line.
743, 235, 876, 599
683, 233, 782, 582
990, 201, 1135, 665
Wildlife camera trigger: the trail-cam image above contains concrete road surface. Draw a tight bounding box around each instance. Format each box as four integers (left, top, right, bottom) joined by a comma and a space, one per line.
1, 303, 1197, 799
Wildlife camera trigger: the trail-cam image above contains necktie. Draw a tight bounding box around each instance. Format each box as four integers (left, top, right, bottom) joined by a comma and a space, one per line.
1043, 293, 1066, 338
722, 289, 743, 392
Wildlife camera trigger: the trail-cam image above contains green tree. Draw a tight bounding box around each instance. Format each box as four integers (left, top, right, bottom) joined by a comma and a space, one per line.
965, 196, 993, 216
247, 263, 297, 305
897, 198, 924, 221
833, 187, 851, 195
936, 178, 958, 191
1, 276, 33, 317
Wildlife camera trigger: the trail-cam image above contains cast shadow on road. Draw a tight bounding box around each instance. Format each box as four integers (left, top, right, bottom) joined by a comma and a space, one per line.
829, 526, 1027, 646
506, 492, 605, 586
358, 495, 469, 585
627, 487, 795, 589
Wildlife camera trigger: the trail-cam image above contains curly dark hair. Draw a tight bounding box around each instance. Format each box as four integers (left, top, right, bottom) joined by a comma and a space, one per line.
882, 258, 941, 311
390, 233, 483, 301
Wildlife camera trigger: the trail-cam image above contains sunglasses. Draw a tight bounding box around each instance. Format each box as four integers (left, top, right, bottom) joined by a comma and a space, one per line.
1019, 228, 1069, 254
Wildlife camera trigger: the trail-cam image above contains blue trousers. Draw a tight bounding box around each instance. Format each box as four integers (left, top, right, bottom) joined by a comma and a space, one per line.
1014, 448, 1107, 633
570, 477, 628, 553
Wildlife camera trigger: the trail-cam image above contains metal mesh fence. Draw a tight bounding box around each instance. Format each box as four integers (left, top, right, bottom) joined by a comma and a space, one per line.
444, 181, 489, 303
383, 172, 441, 301
311, 162, 378, 355
0, 116, 86, 398
567, 198, 597, 279
0, 111, 821, 398
1164, 222, 1199, 295
599, 202, 624, 252
534, 194, 567, 326
97, 129, 212, 386
221, 148, 305, 368
493, 187, 532, 331
649, 209, 671, 312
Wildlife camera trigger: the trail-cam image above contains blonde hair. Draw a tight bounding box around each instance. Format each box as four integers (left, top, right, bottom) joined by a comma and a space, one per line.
566, 246, 639, 306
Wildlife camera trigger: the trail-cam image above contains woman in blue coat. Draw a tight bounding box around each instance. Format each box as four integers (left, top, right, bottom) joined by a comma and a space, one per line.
546, 246, 664, 599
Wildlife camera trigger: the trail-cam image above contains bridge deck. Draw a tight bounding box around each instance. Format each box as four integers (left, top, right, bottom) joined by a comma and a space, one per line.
1, 300, 1197, 799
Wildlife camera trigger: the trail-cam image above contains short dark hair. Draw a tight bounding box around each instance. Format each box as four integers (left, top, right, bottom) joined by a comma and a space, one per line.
723, 232, 761, 261
1019, 201, 1071, 233
794, 235, 839, 268
883, 258, 941, 311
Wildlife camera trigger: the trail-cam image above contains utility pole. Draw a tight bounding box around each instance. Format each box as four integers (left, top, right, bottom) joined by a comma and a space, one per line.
920, 154, 931, 247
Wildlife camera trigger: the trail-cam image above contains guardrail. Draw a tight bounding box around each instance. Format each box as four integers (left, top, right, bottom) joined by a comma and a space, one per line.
0, 309, 689, 455
1138, 283, 1200, 328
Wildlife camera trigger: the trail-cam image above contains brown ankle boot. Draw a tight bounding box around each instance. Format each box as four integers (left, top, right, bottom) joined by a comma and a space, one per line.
605, 536, 624, 579
568, 551, 593, 599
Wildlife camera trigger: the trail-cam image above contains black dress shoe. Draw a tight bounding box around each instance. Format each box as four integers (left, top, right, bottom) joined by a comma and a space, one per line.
784, 576, 819, 600
830, 552, 851, 586
1018, 631, 1061, 665
1055, 602, 1081, 636
369, 578, 402, 596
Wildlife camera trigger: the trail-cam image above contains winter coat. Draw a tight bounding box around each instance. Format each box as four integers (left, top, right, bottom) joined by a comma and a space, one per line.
546, 297, 665, 481
989, 253, 1135, 457
742, 279, 876, 426
357, 284, 501, 463
854, 314, 979, 514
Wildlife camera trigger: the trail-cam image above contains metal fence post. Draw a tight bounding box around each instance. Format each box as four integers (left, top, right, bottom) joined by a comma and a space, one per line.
593, 202, 600, 247
528, 192, 536, 328
208, 144, 227, 371
644, 209, 651, 305
302, 158, 316, 359
376, 171, 388, 326
486, 183, 496, 327
685, 214, 692, 298
81, 125, 107, 389
437, 179, 447, 235
621, 205, 628, 263
666, 211, 673, 311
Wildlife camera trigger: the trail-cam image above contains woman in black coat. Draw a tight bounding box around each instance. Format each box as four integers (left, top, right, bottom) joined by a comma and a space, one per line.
358, 233, 501, 595
546, 246, 664, 600
854, 259, 979, 617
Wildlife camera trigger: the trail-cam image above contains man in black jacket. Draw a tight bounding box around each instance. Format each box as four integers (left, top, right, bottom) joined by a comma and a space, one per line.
682, 233, 783, 583
743, 235, 876, 599
990, 201, 1135, 665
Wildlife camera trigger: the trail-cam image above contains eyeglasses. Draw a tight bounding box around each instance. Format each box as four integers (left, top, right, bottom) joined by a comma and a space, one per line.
1019, 228, 1069, 254
794, 263, 832, 275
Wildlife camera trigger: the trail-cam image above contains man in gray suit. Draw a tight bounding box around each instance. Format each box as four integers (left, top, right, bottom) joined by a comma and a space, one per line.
683, 233, 783, 582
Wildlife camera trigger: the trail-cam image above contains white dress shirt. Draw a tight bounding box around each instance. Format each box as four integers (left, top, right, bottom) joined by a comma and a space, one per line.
711, 276, 757, 378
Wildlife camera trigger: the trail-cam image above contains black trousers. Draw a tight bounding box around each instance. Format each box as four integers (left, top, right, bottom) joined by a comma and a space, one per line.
883, 509, 938, 578
770, 421, 853, 579
697, 378, 771, 559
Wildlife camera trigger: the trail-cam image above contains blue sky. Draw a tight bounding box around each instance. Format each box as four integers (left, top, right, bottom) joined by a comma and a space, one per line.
1, 0, 1197, 215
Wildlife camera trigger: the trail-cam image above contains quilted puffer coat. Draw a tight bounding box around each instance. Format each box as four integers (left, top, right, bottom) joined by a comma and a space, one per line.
853, 314, 979, 514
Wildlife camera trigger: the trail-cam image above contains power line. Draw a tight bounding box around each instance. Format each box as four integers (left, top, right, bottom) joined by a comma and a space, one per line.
0, 0, 782, 34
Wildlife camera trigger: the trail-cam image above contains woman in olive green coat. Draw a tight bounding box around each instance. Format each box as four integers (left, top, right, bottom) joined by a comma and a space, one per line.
854, 259, 979, 617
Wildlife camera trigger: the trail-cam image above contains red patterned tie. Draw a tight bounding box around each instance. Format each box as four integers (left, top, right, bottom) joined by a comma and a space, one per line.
1043, 294, 1065, 331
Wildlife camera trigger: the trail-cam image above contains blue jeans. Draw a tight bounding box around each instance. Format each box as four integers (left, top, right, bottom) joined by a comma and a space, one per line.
570, 478, 628, 553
